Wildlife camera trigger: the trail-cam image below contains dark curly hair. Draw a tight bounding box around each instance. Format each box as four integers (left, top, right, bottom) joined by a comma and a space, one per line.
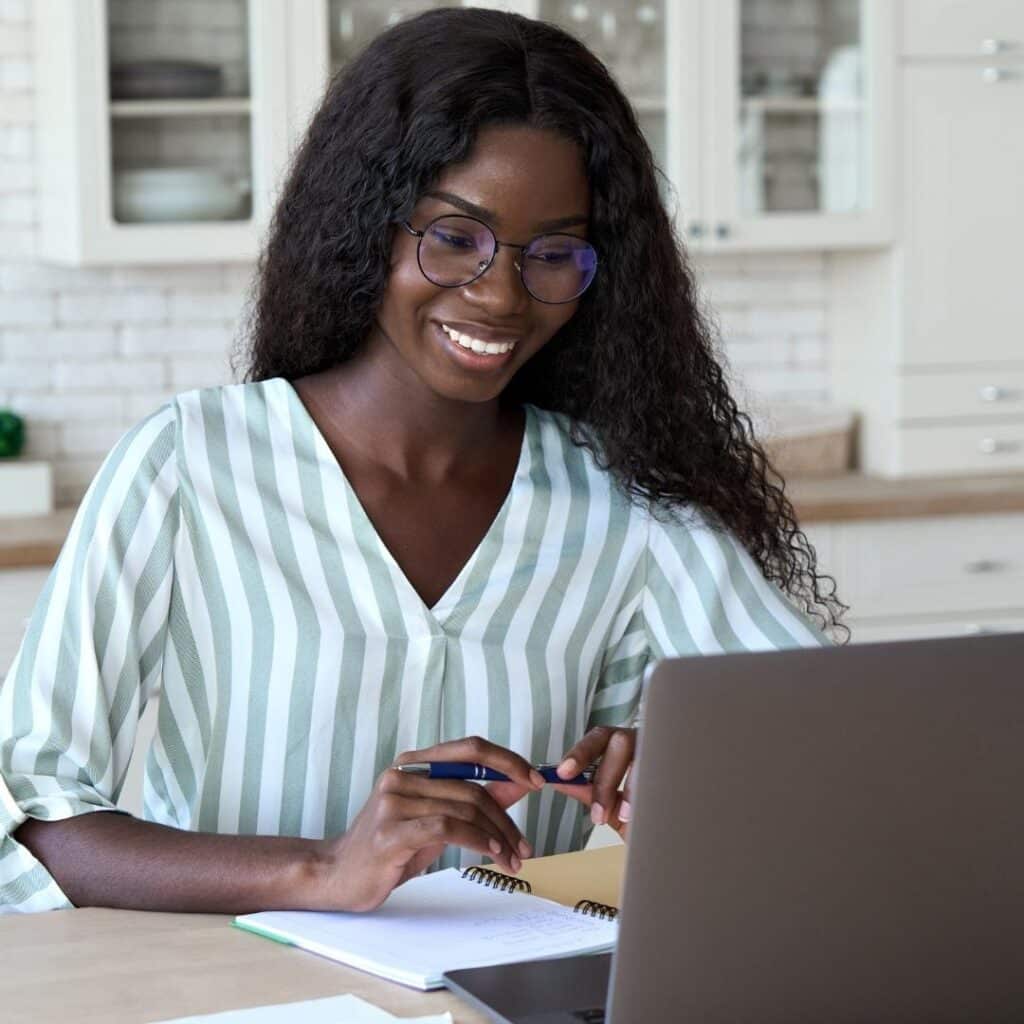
240, 6, 847, 639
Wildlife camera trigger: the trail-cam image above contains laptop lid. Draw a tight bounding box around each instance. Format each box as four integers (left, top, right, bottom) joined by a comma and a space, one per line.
609, 632, 1024, 1023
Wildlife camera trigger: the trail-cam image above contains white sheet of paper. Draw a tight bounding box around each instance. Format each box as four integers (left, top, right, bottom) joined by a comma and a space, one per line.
236, 868, 618, 989
150, 992, 453, 1024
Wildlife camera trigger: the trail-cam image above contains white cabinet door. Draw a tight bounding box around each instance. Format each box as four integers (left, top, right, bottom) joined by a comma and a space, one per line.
0, 569, 50, 677
702, 0, 894, 251
902, 64, 1024, 366
901, 0, 1024, 60
847, 612, 1024, 644
34, 0, 292, 265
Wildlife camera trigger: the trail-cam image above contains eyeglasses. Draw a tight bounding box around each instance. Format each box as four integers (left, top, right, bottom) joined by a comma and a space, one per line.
398, 214, 598, 305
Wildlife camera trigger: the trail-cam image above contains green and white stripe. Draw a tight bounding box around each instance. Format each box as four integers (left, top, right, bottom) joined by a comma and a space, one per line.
0, 378, 826, 913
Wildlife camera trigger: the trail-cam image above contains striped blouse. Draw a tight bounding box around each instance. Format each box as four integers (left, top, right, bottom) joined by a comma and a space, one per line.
0, 378, 826, 913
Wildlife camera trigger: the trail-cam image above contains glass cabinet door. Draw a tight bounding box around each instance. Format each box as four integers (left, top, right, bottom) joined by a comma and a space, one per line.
106, 0, 255, 226
321, 1, 674, 208
706, 0, 892, 249
533, 2, 668, 175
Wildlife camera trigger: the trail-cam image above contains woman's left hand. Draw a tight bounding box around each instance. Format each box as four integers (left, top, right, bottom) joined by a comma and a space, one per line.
554, 726, 637, 840
483, 726, 636, 841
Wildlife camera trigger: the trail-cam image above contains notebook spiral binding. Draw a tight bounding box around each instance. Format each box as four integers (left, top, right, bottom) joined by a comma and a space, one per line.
573, 899, 619, 921
461, 865, 533, 894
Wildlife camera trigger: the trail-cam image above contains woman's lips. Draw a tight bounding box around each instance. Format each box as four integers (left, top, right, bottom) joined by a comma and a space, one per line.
432, 321, 519, 373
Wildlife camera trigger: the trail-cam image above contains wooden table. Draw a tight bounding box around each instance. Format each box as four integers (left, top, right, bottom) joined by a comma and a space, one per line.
0, 907, 491, 1023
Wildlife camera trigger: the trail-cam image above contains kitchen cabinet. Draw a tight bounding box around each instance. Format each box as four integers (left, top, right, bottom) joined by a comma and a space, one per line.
830, 6, 1024, 477
285, 0, 894, 255
701, 0, 893, 250
805, 512, 1024, 644
33, 0, 292, 265
33, 0, 895, 264
899, 0, 1024, 60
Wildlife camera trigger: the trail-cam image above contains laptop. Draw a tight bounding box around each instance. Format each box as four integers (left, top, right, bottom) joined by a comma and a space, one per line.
444, 632, 1024, 1023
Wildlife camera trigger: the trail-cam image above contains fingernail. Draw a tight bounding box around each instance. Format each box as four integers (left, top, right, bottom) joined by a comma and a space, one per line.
518, 839, 532, 859
559, 758, 579, 779
591, 802, 605, 826
618, 800, 632, 822
489, 838, 502, 855
510, 855, 522, 873
530, 770, 545, 789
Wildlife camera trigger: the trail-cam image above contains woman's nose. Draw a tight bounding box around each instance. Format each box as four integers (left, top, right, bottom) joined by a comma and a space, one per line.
461, 245, 529, 315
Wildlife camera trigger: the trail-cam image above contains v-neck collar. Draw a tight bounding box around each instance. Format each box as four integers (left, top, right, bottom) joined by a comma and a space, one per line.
278, 378, 534, 622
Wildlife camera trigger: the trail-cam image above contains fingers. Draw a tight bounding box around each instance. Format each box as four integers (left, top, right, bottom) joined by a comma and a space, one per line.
378, 771, 531, 873
557, 727, 637, 827
395, 736, 545, 791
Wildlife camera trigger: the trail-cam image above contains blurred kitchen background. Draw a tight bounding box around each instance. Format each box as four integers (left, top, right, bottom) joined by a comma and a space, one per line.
2, 0, 1023, 674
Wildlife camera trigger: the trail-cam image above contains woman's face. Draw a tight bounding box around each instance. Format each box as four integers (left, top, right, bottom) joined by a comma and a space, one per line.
370, 125, 591, 405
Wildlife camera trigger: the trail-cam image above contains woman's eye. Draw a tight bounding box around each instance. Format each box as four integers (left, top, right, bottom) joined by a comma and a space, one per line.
529, 249, 572, 265
432, 231, 476, 249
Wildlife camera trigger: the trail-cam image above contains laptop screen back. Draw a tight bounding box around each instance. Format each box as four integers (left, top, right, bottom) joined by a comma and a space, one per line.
610, 633, 1024, 1024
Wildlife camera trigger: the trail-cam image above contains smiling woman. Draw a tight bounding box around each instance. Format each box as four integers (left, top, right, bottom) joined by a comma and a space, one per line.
1, 8, 842, 917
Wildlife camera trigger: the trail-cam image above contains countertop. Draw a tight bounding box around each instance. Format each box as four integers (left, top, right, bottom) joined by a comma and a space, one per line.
3, 473, 1024, 569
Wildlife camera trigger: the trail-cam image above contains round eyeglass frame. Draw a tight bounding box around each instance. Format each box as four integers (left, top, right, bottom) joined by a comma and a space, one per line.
398, 214, 598, 305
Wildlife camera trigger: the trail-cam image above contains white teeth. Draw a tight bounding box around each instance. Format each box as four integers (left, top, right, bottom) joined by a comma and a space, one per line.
441, 323, 516, 355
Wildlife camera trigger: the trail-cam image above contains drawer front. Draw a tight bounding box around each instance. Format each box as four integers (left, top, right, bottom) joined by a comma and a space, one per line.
902, 1, 1024, 58
835, 513, 1024, 619
900, 370, 1024, 421
897, 423, 1024, 475
847, 612, 1024, 645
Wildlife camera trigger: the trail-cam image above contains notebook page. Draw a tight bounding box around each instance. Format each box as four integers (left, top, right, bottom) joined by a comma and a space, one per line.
235, 868, 618, 990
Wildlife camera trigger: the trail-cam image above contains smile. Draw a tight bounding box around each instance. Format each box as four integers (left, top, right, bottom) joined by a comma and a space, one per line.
440, 323, 517, 355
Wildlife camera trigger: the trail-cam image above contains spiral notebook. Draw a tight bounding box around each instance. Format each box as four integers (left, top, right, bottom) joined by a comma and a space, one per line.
233, 861, 619, 991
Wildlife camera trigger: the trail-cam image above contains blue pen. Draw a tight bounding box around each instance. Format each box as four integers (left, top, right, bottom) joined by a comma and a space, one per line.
395, 761, 593, 785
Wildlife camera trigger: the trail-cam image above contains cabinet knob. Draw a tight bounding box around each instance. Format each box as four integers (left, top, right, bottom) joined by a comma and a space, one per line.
979, 385, 1007, 402
980, 38, 1012, 55
977, 437, 1020, 454
687, 221, 705, 238
964, 623, 1004, 635
715, 223, 731, 240
963, 558, 1007, 575
981, 66, 1017, 83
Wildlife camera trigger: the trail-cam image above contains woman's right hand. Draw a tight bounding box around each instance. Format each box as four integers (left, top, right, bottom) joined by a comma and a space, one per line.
317, 736, 545, 912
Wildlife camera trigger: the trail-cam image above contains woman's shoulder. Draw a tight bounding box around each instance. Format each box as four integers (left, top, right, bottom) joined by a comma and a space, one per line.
169, 377, 285, 423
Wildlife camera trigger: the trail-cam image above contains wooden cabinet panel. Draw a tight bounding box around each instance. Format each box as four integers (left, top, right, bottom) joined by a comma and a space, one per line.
901, 0, 1024, 59
903, 64, 1024, 367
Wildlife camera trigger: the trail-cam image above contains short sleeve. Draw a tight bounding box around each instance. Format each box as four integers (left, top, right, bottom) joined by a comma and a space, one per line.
0, 406, 179, 913
643, 508, 830, 658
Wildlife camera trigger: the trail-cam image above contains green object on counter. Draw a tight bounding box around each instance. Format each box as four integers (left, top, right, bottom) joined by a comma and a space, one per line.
0, 409, 25, 457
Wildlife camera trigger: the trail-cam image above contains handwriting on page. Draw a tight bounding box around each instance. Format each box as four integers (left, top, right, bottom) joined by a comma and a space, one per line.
468, 909, 583, 948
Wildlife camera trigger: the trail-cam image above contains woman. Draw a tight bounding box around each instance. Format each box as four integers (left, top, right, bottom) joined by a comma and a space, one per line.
0, 8, 842, 915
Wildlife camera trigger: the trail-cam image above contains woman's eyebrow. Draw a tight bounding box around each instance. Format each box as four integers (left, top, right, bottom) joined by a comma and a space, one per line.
423, 189, 588, 232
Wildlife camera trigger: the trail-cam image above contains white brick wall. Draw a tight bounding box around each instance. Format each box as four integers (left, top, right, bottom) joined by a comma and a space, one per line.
0, 0, 835, 507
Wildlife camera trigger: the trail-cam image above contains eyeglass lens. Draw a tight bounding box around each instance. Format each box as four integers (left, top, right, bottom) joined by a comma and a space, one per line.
417, 215, 597, 304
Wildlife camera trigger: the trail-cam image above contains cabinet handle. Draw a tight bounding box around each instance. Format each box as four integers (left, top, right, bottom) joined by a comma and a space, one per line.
964, 623, 1005, 635
979, 385, 1008, 402
715, 223, 731, 240
963, 558, 1007, 575
977, 437, 1021, 454
980, 38, 1014, 55
982, 66, 1018, 83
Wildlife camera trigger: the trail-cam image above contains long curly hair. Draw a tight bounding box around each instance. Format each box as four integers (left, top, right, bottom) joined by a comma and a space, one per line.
240, 7, 847, 638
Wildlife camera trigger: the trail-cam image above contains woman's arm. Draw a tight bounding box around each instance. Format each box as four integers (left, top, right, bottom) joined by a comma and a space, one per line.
15, 814, 327, 914
14, 736, 543, 914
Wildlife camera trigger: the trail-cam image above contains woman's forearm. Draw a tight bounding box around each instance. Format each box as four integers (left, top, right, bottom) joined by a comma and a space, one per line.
14, 813, 330, 914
